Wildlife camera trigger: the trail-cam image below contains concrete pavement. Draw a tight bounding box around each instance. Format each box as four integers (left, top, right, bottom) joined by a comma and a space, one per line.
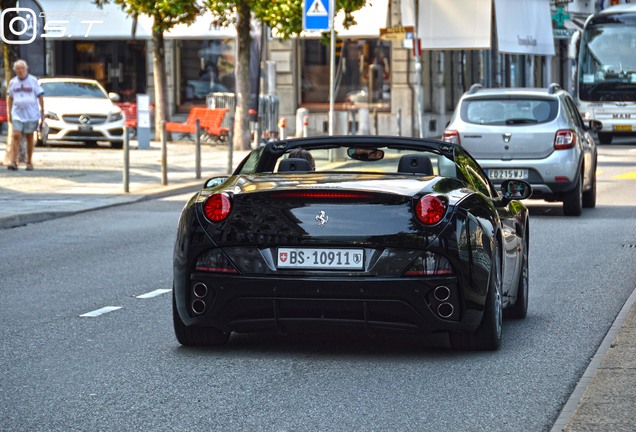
0, 136, 248, 229
1, 135, 635, 431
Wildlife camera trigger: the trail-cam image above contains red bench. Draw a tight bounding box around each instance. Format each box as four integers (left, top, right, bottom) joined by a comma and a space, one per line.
116, 102, 138, 129
165, 107, 229, 143
0, 98, 7, 134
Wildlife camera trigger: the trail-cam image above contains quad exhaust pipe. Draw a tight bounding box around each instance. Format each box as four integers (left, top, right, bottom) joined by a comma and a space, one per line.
437, 302, 454, 318
434, 285, 451, 302
192, 299, 206, 315
191, 282, 209, 314
193, 282, 208, 298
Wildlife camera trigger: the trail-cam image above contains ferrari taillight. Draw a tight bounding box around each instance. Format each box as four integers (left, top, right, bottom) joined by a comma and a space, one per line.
415, 195, 447, 225
442, 130, 460, 145
203, 193, 231, 222
404, 251, 455, 276
554, 129, 576, 150
195, 249, 238, 273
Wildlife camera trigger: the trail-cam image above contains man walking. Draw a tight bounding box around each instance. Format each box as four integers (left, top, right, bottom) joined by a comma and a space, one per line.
6, 59, 44, 171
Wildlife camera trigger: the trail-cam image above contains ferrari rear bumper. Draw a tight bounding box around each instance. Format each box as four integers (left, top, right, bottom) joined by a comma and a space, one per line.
176, 273, 486, 335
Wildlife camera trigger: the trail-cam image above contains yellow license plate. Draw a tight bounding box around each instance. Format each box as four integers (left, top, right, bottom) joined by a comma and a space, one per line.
613, 125, 632, 132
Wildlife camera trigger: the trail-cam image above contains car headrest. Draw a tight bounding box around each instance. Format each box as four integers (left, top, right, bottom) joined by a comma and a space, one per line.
398, 154, 434, 175
532, 103, 551, 122
278, 158, 313, 173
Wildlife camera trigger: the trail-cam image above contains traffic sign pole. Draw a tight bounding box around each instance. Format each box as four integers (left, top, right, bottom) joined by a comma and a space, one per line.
328, 0, 335, 136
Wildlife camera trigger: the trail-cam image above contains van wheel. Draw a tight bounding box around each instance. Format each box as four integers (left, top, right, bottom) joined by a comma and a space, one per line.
597, 132, 612, 145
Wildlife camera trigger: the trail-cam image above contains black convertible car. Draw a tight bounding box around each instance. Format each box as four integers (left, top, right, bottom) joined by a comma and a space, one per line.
173, 136, 532, 351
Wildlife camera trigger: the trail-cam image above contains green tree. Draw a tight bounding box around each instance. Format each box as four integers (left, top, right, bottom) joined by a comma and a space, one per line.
204, 0, 365, 150
94, 0, 200, 142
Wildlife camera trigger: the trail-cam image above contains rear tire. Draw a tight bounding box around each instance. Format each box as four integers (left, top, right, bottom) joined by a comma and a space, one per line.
563, 175, 582, 216
450, 241, 502, 351
173, 293, 230, 347
597, 132, 612, 145
505, 233, 528, 319
582, 170, 597, 208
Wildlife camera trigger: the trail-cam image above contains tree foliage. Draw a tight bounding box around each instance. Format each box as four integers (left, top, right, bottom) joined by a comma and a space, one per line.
94, 0, 200, 142
206, 0, 366, 38
204, 0, 365, 149
94, 0, 200, 32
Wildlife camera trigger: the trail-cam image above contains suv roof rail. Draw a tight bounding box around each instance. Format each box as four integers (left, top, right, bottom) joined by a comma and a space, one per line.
467, 83, 483, 94
548, 83, 561, 94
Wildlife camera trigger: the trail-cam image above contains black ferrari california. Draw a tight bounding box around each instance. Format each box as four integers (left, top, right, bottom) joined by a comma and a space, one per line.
173, 136, 532, 351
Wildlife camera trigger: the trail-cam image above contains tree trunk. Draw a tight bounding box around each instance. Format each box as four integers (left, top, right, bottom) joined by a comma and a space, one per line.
234, 1, 252, 150
151, 25, 168, 143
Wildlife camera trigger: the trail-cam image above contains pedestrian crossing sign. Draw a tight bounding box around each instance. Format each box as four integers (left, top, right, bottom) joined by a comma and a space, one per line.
303, 0, 330, 31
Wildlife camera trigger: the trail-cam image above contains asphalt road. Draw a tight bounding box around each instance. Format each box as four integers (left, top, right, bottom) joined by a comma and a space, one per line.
1, 145, 636, 431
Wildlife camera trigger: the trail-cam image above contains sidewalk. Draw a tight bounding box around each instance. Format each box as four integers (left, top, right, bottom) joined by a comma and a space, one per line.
0, 136, 248, 229
1, 136, 635, 431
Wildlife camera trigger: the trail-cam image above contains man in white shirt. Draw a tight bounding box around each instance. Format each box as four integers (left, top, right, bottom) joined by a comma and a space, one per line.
7, 59, 44, 171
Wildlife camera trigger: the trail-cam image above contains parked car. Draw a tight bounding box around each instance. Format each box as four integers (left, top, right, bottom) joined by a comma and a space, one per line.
442, 84, 601, 216
37, 77, 125, 148
173, 136, 532, 351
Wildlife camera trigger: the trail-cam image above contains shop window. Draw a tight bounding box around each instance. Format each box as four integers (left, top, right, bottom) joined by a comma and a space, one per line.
179, 39, 236, 105
300, 39, 391, 109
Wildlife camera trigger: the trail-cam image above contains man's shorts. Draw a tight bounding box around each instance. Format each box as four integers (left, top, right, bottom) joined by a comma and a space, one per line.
13, 120, 39, 134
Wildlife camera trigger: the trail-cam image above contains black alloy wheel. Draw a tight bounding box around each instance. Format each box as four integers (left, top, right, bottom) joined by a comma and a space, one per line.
450, 241, 503, 351
504, 230, 529, 319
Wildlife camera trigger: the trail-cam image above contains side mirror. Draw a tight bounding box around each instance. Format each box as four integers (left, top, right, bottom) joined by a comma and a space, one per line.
108, 92, 121, 102
204, 176, 228, 189
588, 119, 602, 132
501, 179, 532, 201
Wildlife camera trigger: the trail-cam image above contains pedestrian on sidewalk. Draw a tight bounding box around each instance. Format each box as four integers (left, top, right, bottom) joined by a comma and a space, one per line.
6, 59, 44, 171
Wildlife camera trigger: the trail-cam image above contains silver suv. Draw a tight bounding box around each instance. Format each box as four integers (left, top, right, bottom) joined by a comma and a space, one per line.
442, 84, 601, 216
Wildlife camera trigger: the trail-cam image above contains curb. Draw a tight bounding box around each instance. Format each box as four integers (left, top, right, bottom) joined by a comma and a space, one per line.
550, 285, 636, 431
0, 181, 202, 230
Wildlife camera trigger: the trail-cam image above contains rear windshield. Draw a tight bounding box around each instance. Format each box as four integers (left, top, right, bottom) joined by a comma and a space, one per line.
460, 98, 558, 126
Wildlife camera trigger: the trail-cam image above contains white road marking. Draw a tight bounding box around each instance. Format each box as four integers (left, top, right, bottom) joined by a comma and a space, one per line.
80, 306, 122, 317
135, 289, 172, 299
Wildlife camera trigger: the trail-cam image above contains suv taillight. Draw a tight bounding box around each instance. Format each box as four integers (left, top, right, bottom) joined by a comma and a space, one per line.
442, 130, 460, 145
554, 129, 576, 150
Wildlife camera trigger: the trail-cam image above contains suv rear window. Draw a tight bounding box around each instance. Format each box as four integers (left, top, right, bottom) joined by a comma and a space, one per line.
460, 98, 558, 126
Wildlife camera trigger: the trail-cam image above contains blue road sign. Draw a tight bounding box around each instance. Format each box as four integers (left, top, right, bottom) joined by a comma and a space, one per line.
303, 0, 330, 31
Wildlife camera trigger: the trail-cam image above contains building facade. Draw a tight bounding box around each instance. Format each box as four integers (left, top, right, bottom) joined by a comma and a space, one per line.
4, 0, 620, 139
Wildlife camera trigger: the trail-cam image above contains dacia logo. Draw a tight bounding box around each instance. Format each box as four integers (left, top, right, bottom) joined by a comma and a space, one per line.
613, 113, 631, 119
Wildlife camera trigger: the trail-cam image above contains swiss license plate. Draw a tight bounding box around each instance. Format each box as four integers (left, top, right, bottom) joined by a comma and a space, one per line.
78, 125, 93, 132
488, 169, 528, 180
613, 125, 632, 132
277, 248, 364, 270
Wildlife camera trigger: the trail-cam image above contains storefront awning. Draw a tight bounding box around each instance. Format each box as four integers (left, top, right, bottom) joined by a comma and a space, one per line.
401, 0, 555, 55
335, 0, 389, 38
164, 12, 237, 39
401, 0, 492, 50
36, 0, 152, 39
494, 0, 555, 56
36, 2, 237, 40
